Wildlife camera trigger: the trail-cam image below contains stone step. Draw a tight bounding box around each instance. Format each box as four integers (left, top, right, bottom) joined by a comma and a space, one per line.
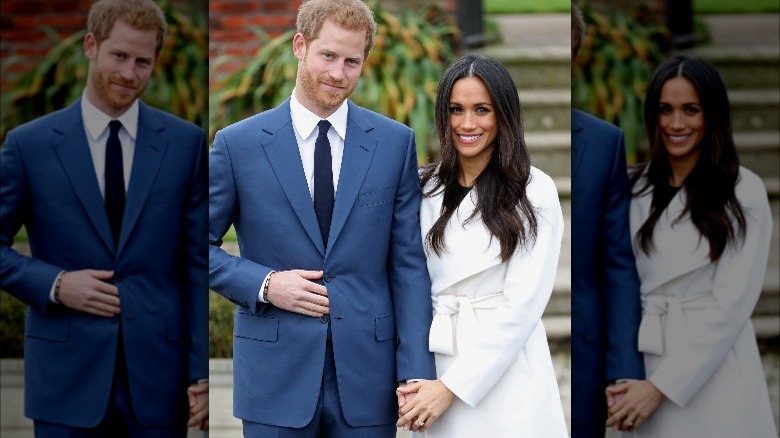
689, 46, 780, 90
526, 131, 571, 177
478, 45, 571, 90
730, 89, 780, 132
735, 131, 780, 180
520, 89, 571, 132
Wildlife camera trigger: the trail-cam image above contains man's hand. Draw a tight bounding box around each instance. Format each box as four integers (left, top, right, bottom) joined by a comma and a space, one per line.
57, 270, 120, 317
397, 380, 455, 432
605, 379, 664, 432
266, 270, 329, 317
396, 382, 417, 410
187, 381, 208, 430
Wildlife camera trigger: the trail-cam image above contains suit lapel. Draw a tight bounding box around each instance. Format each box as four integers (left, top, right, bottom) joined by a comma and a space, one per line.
118, 101, 167, 256
327, 102, 376, 256
263, 100, 326, 256
52, 99, 115, 254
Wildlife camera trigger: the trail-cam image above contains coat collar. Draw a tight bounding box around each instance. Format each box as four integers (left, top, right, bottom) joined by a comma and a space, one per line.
52, 99, 167, 257
420, 180, 502, 294
630, 171, 710, 293
262, 98, 377, 258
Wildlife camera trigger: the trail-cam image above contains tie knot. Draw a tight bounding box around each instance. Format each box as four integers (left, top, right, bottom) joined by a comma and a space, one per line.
108, 120, 122, 136
317, 120, 331, 136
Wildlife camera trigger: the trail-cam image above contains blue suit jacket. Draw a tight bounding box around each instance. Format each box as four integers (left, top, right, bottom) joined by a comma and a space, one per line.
0, 99, 209, 427
209, 98, 436, 427
571, 109, 645, 433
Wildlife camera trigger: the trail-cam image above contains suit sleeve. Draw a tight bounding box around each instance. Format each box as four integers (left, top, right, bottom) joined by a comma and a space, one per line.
601, 131, 645, 382
181, 128, 210, 381
441, 174, 563, 406
389, 130, 436, 382
208, 129, 272, 314
0, 130, 62, 313
650, 174, 772, 406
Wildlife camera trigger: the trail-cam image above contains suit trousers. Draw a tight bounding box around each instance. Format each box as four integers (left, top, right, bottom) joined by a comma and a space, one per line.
242, 322, 396, 438
33, 325, 187, 438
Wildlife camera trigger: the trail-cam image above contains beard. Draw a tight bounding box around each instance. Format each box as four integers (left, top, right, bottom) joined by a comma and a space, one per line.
90, 65, 146, 112
299, 56, 357, 111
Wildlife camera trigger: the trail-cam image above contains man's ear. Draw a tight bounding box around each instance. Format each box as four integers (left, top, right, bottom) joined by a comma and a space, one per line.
292, 33, 306, 61
84, 32, 98, 60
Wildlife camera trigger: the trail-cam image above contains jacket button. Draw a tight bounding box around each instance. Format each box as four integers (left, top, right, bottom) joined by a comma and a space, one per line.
320, 315, 329, 324
323, 274, 332, 283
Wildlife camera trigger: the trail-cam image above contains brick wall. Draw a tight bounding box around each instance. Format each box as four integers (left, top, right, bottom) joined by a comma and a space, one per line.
0, 0, 202, 89
208, 0, 457, 86
0, 0, 91, 81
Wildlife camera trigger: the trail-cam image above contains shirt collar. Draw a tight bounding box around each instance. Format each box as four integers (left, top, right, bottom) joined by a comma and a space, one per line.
81, 93, 139, 141
290, 89, 348, 142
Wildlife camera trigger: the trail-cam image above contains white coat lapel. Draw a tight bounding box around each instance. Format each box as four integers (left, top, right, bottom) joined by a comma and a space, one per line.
421, 187, 502, 294
630, 180, 710, 294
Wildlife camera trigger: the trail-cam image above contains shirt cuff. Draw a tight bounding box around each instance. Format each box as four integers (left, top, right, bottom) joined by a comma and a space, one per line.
257, 271, 273, 303
49, 271, 65, 303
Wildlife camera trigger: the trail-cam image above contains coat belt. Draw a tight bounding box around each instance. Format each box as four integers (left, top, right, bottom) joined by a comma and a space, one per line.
637, 292, 716, 356
428, 292, 504, 356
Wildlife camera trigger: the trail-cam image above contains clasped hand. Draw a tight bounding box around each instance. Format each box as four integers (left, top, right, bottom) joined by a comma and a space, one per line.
605, 379, 664, 432
396, 380, 455, 433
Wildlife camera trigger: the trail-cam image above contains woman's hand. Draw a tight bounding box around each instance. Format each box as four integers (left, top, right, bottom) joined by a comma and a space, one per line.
605, 379, 665, 432
396, 380, 456, 432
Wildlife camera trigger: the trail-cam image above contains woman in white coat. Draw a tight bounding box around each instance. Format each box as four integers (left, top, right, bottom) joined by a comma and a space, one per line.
605, 54, 776, 437
395, 54, 568, 437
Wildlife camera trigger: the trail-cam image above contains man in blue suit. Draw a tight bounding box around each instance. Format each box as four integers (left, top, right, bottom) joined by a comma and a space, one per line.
570, 3, 645, 437
0, 0, 208, 435
208, 0, 436, 436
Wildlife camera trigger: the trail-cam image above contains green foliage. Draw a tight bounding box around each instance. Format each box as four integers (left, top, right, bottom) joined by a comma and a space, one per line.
209, 291, 235, 358
209, 1, 459, 163
0, 0, 207, 143
485, 0, 571, 14
694, 0, 780, 13
572, 2, 671, 162
0, 292, 26, 358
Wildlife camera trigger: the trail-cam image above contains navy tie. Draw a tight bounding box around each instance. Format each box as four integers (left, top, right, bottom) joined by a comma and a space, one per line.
105, 120, 125, 246
314, 120, 334, 247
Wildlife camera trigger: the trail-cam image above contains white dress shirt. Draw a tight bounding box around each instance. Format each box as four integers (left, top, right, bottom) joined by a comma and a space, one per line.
257, 91, 348, 303
50, 95, 140, 303
81, 93, 139, 197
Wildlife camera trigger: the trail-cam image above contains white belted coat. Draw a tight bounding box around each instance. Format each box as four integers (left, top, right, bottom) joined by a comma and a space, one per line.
628, 166, 776, 437
415, 166, 568, 437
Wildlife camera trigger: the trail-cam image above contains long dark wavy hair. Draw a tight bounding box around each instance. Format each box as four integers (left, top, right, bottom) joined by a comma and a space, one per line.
630, 54, 746, 261
420, 54, 537, 262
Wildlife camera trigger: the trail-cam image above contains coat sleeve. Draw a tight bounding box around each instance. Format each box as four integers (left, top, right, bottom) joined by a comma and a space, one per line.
0, 129, 62, 313
440, 172, 564, 406
389, 128, 437, 382
649, 172, 772, 407
181, 128, 210, 381
601, 130, 645, 382
208, 129, 272, 314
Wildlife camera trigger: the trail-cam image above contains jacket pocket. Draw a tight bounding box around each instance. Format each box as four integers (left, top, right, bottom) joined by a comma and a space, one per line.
234, 312, 279, 343
358, 187, 395, 207
375, 314, 395, 341
25, 312, 69, 342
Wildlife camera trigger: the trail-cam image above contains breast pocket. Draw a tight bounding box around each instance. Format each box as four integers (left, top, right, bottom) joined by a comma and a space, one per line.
148, 184, 186, 207
358, 187, 395, 207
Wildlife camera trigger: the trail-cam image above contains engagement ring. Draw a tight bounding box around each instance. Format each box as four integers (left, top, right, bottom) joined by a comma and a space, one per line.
625, 420, 634, 427
417, 420, 425, 426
